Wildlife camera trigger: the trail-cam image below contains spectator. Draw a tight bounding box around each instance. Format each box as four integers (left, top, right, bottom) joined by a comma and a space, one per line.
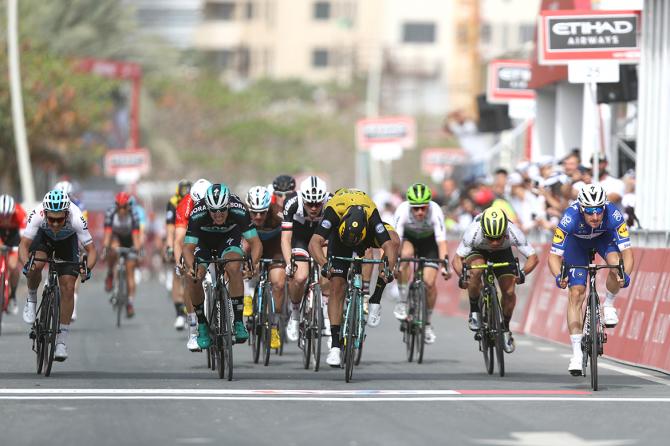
509, 173, 540, 232
492, 168, 509, 198
622, 169, 640, 228
590, 154, 625, 206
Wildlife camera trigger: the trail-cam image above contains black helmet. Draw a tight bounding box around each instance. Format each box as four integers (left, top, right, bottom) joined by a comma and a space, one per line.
338, 205, 367, 247
272, 174, 296, 192
176, 179, 192, 198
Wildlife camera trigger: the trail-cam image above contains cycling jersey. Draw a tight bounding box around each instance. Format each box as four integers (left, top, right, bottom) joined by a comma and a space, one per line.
456, 216, 535, 259
282, 193, 330, 256
254, 210, 282, 260
24, 203, 92, 246
0, 202, 27, 247
393, 201, 446, 241
71, 197, 88, 221
175, 195, 194, 229
325, 188, 377, 220
165, 194, 183, 226
104, 206, 140, 247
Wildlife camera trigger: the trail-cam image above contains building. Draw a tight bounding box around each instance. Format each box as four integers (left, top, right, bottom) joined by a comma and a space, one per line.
132, 0, 203, 49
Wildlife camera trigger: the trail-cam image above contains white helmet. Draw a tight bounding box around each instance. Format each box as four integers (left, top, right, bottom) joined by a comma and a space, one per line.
0, 194, 15, 216
54, 180, 73, 195
300, 176, 327, 203
247, 186, 271, 212
190, 178, 212, 202
578, 184, 607, 208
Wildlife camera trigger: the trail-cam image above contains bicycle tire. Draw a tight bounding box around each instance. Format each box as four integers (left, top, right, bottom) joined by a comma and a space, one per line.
44, 287, 60, 377
251, 290, 261, 364
116, 270, 128, 328
208, 294, 219, 372
491, 287, 505, 377
311, 284, 323, 372
35, 303, 46, 375
0, 264, 6, 334
480, 293, 494, 375
278, 285, 289, 356
300, 288, 312, 370
405, 285, 416, 362
262, 284, 272, 367
216, 297, 226, 379
224, 296, 234, 381
416, 282, 427, 364
590, 290, 599, 391
344, 292, 357, 383
204, 281, 214, 369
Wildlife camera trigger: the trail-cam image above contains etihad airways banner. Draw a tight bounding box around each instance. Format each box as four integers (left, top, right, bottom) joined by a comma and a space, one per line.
538, 10, 641, 65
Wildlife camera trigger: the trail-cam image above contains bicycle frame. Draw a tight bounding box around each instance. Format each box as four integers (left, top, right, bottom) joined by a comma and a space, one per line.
253, 258, 284, 366
112, 247, 135, 327
292, 255, 323, 371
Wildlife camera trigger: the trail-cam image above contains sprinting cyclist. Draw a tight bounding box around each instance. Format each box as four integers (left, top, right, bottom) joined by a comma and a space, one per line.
247, 185, 285, 349
452, 207, 539, 354
309, 188, 399, 367
393, 183, 451, 344
0, 194, 26, 315
183, 184, 262, 349
271, 174, 296, 217
165, 180, 191, 329
282, 176, 329, 342
547, 184, 634, 375
20, 190, 97, 361
103, 192, 142, 318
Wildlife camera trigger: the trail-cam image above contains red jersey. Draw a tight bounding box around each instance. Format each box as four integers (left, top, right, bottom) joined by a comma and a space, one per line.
175, 195, 195, 229
0, 203, 27, 231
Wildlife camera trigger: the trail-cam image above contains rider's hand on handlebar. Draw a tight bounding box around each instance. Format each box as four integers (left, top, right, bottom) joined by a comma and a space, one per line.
620, 272, 630, 288
555, 274, 568, 289
285, 264, 295, 278
516, 269, 526, 285
320, 264, 332, 279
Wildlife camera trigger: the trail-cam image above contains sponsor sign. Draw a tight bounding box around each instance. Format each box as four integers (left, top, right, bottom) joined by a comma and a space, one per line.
76, 58, 141, 80
552, 228, 566, 245
538, 10, 641, 65
421, 148, 469, 175
617, 223, 629, 238
567, 60, 620, 83
487, 60, 536, 103
104, 148, 151, 177
356, 116, 416, 151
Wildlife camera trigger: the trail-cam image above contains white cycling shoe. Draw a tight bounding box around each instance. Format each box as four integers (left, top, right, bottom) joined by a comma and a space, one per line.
23, 301, 36, 324
367, 303, 382, 327
568, 353, 583, 376
393, 302, 407, 320
503, 331, 515, 353
424, 325, 436, 344
286, 318, 299, 342
603, 305, 619, 327
54, 343, 68, 362
187, 331, 201, 352
326, 347, 341, 367
174, 315, 187, 331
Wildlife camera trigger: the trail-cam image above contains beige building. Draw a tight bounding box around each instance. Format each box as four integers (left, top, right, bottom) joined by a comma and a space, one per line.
479, 0, 541, 61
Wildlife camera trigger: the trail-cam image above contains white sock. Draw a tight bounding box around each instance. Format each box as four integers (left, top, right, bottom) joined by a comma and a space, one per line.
187, 312, 197, 326
570, 334, 582, 356
605, 291, 616, 307
398, 284, 408, 302
28, 289, 37, 303
57, 324, 70, 344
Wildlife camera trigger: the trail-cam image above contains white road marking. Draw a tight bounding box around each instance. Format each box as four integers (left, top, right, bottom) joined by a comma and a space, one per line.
535, 346, 556, 352
514, 340, 534, 346
474, 431, 636, 445
0, 396, 670, 402
599, 363, 670, 387
0, 388, 459, 395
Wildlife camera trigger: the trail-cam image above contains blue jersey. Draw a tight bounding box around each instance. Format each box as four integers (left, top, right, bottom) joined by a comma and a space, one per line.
550, 202, 631, 257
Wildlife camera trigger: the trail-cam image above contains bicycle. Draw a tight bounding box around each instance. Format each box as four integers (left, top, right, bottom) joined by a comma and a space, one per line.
460, 259, 520, 377
195, 253, 249, 381
26, 252, 88, 377
108, 247, 137, 328
0, 245, 11, 335
249, 258, 284, 366
560, 252, 624, 391
397, 257, 448, 364
328, 256, 389, 383
292, 255, 324, 371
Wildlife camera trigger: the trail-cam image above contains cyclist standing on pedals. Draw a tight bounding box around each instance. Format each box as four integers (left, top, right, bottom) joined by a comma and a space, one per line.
547, 184, 634, 375
0, 194, 27, 315
393, 183, 452, 344
19, 190, 97, 361
452, 207, 539, 354
103, 192, 142, 318
271, 174, 297, 218
282, 176, 330, 343
247, 185, 285, 349
183, 184, 262, 349
165, 180, 192, 330
174, 179, 211, 351
308, 188, 399, 367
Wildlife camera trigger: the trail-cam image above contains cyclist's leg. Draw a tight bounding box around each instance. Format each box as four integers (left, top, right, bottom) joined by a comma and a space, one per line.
326, 234, 351, 364
189, 246, 210, 348
398, 240, 415, 300
52, 235, 81, 357
8, 248, 20, 303
126, 257, 137, 303
269, 262, 286, 320
562, 236, 590, 369
368, 228, 399, 306
597, 238, 624, 315
222, 243, 248, 342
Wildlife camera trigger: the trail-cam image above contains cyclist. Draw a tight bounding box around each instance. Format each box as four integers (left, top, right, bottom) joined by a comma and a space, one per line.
271, 174, 296, 217
308, 188, 399, 367
183, 184, 262, 349
165, 180, 191, 329
19, 190, 97, 361
281, 176, 330, 342
102, 192, 142, 318
547, 184, 634, 375
174, 178, 211, 350
0, 194, 26, 315
247, 185, 285, 349
393, 183, 452, 344
452, 207, 539, 354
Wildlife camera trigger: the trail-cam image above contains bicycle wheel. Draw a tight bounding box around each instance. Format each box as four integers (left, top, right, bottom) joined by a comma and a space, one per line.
491, 288, 505, 377
116, 271, 127, 328
251, 290, 261, 364
223, 296, 234, 381
480, 294, 494, 375
216, 297, 226, 379
44, 288, 60, 377
278, 285, 289, 356
300, 289, 312, 370
416, 282, 427, 364
590, 291, 599, 391
208, 294, 219, 372
344, 293, 358, 383
0, 275, 5, 336
405, 286, 416, 362
311, 284, 323, 372
204, 282, 214, 369
35, 302, 46, 375
262, 284, 272, 367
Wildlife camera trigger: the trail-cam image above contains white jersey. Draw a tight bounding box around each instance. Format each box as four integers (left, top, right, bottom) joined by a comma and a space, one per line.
394, 201, 447, 241
456, 216, 535, 259
24, 203, 93, 246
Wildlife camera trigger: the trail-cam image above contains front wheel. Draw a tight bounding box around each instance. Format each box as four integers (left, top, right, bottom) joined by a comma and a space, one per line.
405, 285, 416, 362
415, 283, 427, 364
590, 292, 600, 391
480, 293, 494, 375
344, 294, 358, 383
300, 288, 312, 370
311, 285, 323, 372
44, 289, 60, 377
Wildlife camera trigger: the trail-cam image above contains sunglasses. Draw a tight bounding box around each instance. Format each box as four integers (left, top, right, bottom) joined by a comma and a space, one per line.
484, 235, 504, 242
209, 208, 228, 215
117, 204, 129, 210
250, 210, 267, 216
47, 216, 66, 224
305, 202, 323, 209
274, 191, 291, 198
411, 205, 428, 212
582, 206, 604, 215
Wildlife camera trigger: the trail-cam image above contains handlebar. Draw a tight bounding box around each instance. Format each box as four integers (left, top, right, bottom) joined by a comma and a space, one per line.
28, 252, 90, 283
459, 258, 522, 288
560, 259, 625, 281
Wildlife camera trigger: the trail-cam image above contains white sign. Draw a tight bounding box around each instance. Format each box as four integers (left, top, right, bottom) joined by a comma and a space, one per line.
370, 143, 403, 161
568, 60, 620, 84
508, 100, 536, 119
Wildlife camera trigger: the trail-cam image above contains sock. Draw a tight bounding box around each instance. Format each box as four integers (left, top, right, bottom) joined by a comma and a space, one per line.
187, 312, 197, 326
605, 291, 616, 307
428, 308, 433, 324
369, 277, 386, 304
57, 324, 70, 344
330, 325, 341, 348
28, 289, 37, 303
175, 302, 186, 317
194, 303, 207, 324
469, 296, 479, 313
10, 285, 17, 301
362, 280, 370, 296
291, 303, 300, 319
231, 296, 243, 322
398, 283, 407, 301
570, 334, 583, 356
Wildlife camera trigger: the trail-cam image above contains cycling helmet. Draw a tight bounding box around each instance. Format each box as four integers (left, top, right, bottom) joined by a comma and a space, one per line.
247, 186, 271, 212
205, 183, 230, 211
406, 183, 432, 206
272, 174, 296, 192
578, 184, 606, 208
0, 194, 15, 216
176, 179, 192, 198
115, 191, 131, 207
54, 180, 73, 195
190, 178, 212, 202
480, 207, 508, 239
300, 176, 328, 203
338, 205, 367, 247
43, 189, 70, 212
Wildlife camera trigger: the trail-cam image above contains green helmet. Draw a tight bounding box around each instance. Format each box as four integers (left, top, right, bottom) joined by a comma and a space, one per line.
406, 183, 432, 206
480, 207, 508, 239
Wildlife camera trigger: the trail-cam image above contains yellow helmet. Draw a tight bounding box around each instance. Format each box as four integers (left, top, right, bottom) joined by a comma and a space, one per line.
480, 207, 508, 239
338, 205, 367, 247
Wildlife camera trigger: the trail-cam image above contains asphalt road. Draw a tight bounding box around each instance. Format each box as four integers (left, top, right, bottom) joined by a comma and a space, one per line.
1, 277, 669, 446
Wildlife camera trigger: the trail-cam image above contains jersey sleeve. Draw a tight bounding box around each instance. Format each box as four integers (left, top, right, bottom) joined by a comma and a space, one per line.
22, 207, 43, 240
315, 206, 339, 239
369, 208, 391, 247
184, 213, 201, 245
393, 203, 408, 239
230, 197, 258, 240
429, 202, 447, 242
508, 222, 536, 258
175, 197, 191, 229
104, 208, 114, 230
550, 207, 576, 256
165, 201, 176, 225
607, 205, 631, 251
70, 205, 93, 246
282, 197, 298, 231
456, 222, 478, 258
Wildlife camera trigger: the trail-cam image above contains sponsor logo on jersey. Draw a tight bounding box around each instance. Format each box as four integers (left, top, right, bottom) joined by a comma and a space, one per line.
560, 215, 572, 227
552, 227, 567, 245
321, 220, 332, 229
617, 223, 629, 239
80, 216, 88, 230
612, 210, 623, 222
375, 223, 384, 234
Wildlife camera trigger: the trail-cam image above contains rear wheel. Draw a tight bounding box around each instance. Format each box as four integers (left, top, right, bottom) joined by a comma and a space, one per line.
215, 298, 225, 380
262, 285, 272, 366
35, 302, 46, 375
405, 286, 416, 362
224, 297, 234, 381
590, 292, 599, 391
416, 283, 427, 364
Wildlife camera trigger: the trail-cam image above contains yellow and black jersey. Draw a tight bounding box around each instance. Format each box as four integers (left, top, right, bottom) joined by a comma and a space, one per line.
325, 188, 378, 221
165, 194, 182, 225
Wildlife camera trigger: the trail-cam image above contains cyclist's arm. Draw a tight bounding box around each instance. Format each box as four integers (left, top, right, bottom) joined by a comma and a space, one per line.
437, 240, 449, 265
83, 240, 98, 270
132, 231, 142, 253
523, 253, 539, 275
18, 236, 33, 265
621, 247, 634, 275
174, 226, 187, 263
182, 242, 196, 273
165, 224, 175, 251
309, 234, 328, 268
548, 252, 563, 278
245, 234, 262, 267
281, 231, 292, 266
380, 238, 398, 273
281, 197, 297, 265
451, 255, 464, 275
